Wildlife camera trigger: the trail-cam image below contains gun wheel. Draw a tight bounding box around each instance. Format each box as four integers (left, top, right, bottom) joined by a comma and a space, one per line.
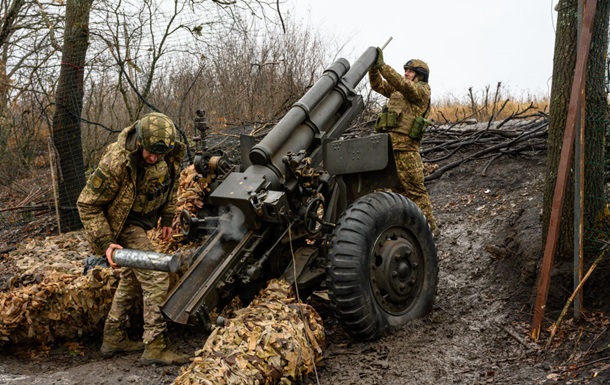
326, 191, 438, 341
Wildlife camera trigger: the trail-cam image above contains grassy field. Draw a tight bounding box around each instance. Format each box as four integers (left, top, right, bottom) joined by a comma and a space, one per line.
430, 83, 549, 123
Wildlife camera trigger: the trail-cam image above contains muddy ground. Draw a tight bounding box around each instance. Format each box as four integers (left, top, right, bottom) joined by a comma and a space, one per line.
1, 138, 610, 384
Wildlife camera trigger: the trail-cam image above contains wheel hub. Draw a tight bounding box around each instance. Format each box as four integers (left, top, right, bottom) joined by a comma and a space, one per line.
370, 228, 422, 314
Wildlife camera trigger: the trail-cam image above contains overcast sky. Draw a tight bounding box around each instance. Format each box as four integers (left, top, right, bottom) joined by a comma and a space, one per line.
288, 0, 557, 100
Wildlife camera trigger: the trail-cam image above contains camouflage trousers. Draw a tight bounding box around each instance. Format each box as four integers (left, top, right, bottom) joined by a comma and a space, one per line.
104, 224, 170, 344
393, 150, 437, 232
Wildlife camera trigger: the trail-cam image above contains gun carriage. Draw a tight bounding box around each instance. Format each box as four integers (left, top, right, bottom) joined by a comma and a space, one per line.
162, 47, 438, 341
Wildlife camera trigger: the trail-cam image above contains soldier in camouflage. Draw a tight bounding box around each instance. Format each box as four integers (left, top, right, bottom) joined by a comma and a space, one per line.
369, 48, 438, 237
77, 112, 190, 365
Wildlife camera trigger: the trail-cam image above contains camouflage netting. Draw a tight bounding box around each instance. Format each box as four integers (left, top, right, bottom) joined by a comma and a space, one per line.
146, 164, 209, 253
5, 231, 91, 278
173, 164, 211, 223
0, 267, 119, 346
173, 279, 324, 385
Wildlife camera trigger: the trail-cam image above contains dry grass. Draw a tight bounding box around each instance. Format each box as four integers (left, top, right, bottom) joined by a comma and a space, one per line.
430, 83, 549, 123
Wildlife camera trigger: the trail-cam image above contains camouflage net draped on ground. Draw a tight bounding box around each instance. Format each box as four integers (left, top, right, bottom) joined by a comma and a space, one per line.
0, 267, 118, 346
0, 231, 117, 346
173, 279, 325, 385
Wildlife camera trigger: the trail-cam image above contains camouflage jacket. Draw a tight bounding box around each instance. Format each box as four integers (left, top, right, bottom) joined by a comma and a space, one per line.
369, 63, 431, 151
77, 122, 186, 255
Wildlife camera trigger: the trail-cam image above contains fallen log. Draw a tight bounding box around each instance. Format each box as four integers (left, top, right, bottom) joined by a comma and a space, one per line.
424, 119, 548, 181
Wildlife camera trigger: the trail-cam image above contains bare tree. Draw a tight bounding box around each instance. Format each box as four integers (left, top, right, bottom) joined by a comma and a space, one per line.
197, 19, 325, 126
0, 0, 25, 113
85, 0, 282, 122
51, 0, 93, 231
0, 0, 63, 178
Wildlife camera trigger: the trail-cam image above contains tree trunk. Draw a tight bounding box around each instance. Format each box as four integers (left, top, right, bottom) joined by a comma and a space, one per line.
543, 0, 578, 259
51, 0, 93, 232
543, 0, 609, 259
583, 1, 609, 248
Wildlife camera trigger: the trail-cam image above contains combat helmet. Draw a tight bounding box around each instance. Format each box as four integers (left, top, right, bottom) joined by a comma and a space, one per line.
136, 112, 176, 155
404, 59, 430, 82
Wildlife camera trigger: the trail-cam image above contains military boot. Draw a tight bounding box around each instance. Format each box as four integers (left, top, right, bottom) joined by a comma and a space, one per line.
100, 324, 144, 356
141, 335, 190, 366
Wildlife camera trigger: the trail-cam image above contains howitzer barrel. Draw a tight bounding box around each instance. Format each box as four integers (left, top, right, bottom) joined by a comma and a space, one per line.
249, 58, 350, 166
343, 46, 377, 89
112, 249, 180, 273
244, 47, 378, 188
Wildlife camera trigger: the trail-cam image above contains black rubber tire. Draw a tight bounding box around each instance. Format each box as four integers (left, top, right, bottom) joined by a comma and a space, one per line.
326, 191, 438, 341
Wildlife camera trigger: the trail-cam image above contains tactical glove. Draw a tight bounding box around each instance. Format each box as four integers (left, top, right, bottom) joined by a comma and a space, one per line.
375, 47, 384, 68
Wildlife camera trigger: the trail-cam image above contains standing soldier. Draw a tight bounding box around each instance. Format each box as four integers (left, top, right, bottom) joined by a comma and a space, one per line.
77, 112, 190, 365
368, 48, 439, 237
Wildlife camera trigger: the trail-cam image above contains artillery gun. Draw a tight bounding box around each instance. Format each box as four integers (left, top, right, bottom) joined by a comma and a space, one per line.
162, 47, 438, 341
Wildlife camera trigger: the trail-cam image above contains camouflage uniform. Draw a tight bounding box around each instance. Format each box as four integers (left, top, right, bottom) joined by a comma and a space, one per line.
108, 225, 169, 343
77, 120, 186, 344
369, 62, 437, 233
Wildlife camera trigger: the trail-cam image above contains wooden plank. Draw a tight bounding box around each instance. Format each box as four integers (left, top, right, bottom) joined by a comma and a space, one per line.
574, 89, 585, 319
531, 0, 597, 341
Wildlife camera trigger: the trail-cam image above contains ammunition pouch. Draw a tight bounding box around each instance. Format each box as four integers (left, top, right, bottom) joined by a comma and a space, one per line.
376, 112, 430, 141
374, 110, 401, 132
146, 179, 171, 201
409, 116, 431, 141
